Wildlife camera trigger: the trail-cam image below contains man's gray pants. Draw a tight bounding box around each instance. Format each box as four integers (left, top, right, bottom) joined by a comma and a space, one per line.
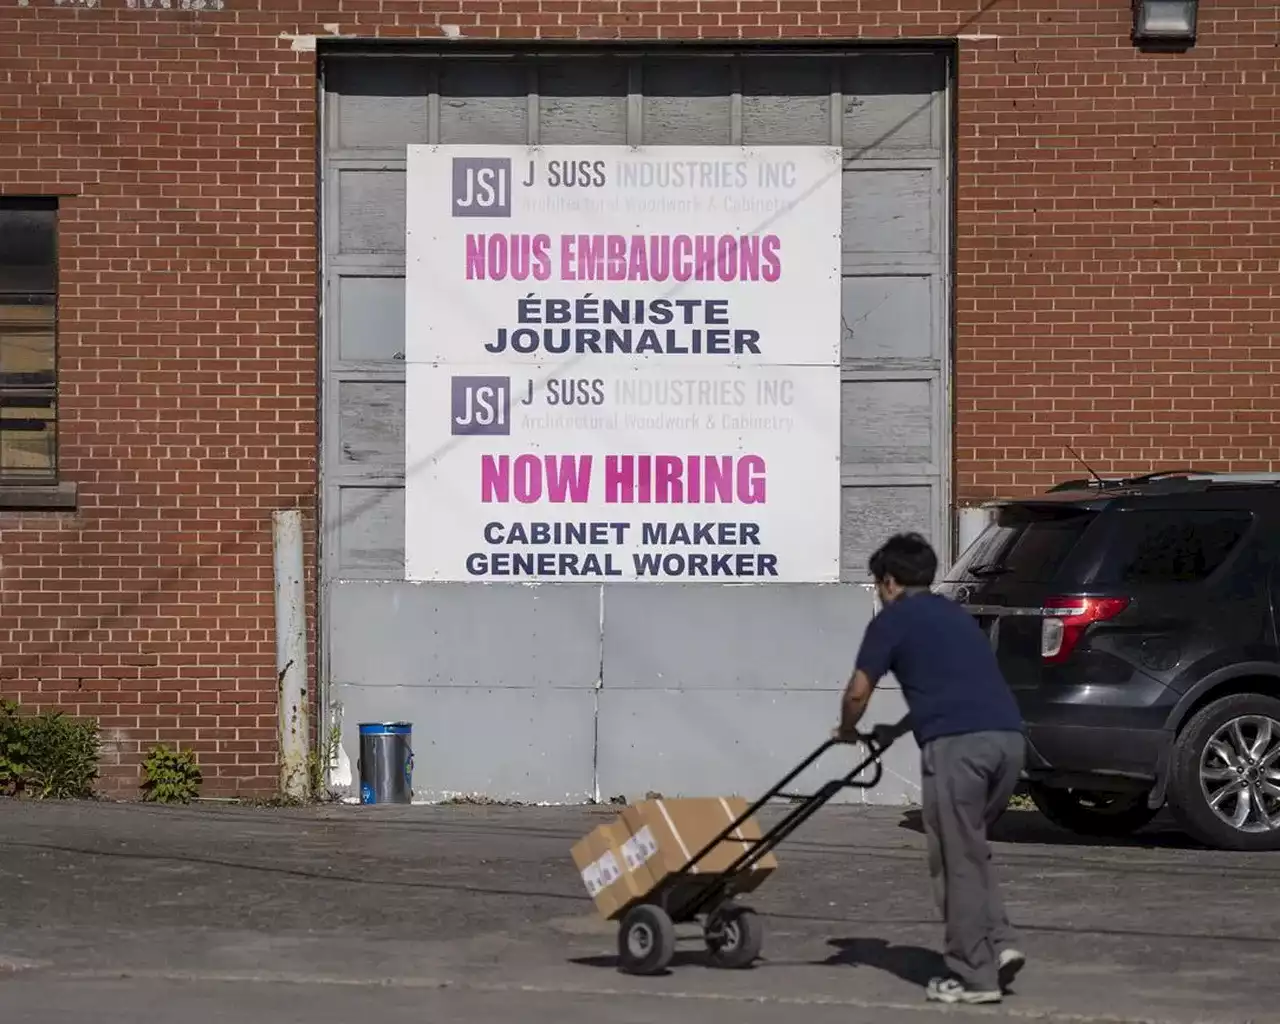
920, 729, 1026, 992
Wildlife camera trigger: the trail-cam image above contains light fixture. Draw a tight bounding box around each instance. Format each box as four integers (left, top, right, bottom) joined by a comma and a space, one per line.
1131, 0, 1198, 47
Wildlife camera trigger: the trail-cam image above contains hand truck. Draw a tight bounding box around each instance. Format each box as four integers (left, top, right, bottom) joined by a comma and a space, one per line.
615, 721, 908, 976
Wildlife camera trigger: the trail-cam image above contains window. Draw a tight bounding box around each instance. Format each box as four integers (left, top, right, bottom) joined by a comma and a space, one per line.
1097, 510, 1253, 585
0, 197, 59, 487
945, 505, 1098, 584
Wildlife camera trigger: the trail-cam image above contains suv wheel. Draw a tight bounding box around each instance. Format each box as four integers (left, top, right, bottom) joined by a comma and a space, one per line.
1168, 692, 1280, 851
1026, 782, 1158, 838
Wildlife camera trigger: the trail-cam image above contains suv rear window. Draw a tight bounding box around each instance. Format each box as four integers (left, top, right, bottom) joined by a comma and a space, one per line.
1094, 510, 1253, 584
946, 505, 1097, 584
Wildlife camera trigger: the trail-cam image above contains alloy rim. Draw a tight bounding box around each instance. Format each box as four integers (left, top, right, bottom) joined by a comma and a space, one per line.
1199, 714, 1280, 833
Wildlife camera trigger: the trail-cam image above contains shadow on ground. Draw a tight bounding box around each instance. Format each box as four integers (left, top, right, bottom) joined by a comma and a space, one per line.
569, 938, 946, 984
568, 914, 1280, 983
570, 950, 717, 975
820, 937, 943, 986
570, 931, 952, 977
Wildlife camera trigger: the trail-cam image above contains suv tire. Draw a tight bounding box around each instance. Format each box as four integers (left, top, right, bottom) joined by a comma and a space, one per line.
1025, 782, 1158, 838
1168, 692, 1280, 852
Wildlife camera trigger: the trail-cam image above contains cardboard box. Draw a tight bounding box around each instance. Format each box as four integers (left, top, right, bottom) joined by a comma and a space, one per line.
571, 796, 778, 920
570, 816, 656, 920
623, 796, 779, 883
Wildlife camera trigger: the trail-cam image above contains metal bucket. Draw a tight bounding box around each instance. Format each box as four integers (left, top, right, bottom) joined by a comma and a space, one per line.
358, 722, 413, 805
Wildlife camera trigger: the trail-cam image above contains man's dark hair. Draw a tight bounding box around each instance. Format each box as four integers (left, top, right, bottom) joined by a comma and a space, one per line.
868, 532, 938, 588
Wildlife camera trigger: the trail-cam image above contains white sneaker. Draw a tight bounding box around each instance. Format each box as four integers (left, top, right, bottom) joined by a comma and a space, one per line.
926, 977, 1002, 1004
998, 947, 1027, 990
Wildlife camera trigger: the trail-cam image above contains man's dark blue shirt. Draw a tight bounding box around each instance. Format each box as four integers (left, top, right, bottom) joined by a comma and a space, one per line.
855, 591, 1024, 746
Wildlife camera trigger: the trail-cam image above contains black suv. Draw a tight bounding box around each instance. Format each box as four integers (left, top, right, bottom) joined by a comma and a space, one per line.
937, 471, 1280, 851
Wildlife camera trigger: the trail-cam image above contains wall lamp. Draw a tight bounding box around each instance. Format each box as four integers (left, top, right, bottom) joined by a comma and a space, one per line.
1131, 0, 1198, 48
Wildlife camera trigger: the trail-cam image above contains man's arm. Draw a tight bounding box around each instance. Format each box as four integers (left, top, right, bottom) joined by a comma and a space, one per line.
834, 613, 896, 741
836, 668, 875, 740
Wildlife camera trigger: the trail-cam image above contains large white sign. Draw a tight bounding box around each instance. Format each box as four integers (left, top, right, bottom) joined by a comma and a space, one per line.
404, 145, 843, 583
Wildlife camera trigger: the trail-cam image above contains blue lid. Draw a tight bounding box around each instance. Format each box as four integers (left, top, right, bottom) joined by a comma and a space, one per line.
358, 721, 412, 735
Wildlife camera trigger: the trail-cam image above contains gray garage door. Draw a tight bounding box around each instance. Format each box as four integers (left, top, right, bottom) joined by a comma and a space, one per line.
319, 47, 952, 805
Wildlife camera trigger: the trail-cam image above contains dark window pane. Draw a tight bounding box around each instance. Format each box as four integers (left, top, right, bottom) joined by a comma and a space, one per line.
945, 505, 1096, 584
0, 302, 57, 483
998, 514, 1095, 582
0, 198, 57, 296
1099, 510, 1253, 584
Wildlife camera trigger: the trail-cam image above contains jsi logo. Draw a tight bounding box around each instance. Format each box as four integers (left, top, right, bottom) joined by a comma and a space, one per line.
451, 157, 511, 217
451, 376, 510, 435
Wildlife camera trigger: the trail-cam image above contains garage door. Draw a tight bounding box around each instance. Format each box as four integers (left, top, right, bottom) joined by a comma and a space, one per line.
320, 46, 951, 804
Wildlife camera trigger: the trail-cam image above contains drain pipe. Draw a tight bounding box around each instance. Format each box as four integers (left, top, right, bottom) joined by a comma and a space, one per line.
273, 508, 311, 802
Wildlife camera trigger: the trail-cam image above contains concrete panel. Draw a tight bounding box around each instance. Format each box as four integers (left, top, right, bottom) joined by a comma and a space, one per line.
337, 169, 406, 254
337, 275, 406, 363
842, 168, 933, 256
841, 485, 935, 581
328, 59, 431, 151
641, 58, 733, 144
841, 378, 934, 468
596, 685, 920, 807
602, 584, 873, 691
333, 681, 597, 803
337, 381, 405, 472
327, 580, 602, 691
841, 275, 934, 365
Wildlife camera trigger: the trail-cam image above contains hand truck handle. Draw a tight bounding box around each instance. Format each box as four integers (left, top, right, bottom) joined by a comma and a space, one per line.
844, 714, 911, 754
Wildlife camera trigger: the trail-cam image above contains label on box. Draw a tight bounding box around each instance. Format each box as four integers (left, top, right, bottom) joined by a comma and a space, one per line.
580, 860, 603, 897
596, 850, 622, 888
622, 825, 658, 870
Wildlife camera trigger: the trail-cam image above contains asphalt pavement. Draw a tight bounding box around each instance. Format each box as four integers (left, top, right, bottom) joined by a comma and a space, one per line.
0, 799, 1277, 1023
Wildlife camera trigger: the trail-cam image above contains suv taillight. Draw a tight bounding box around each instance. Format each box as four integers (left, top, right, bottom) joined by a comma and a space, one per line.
1041, 596, 1130, 663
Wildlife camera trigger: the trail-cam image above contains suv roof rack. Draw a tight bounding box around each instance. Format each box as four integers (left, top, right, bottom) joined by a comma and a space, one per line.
1048, 470, 1280, 494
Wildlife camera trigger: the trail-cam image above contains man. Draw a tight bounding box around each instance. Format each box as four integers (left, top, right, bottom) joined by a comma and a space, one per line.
835, 532, 1027, 1005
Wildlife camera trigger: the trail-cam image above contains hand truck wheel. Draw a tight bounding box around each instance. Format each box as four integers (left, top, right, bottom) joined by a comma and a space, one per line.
617, 903, 676, 976
703, 903, 763, 969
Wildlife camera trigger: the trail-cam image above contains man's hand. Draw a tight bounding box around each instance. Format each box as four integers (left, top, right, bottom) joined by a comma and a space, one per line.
831, 715, 910, 748
869, 715, 911, 749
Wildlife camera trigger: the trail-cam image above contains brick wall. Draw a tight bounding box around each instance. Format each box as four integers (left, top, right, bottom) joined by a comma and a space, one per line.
1, 0, 1276, 796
